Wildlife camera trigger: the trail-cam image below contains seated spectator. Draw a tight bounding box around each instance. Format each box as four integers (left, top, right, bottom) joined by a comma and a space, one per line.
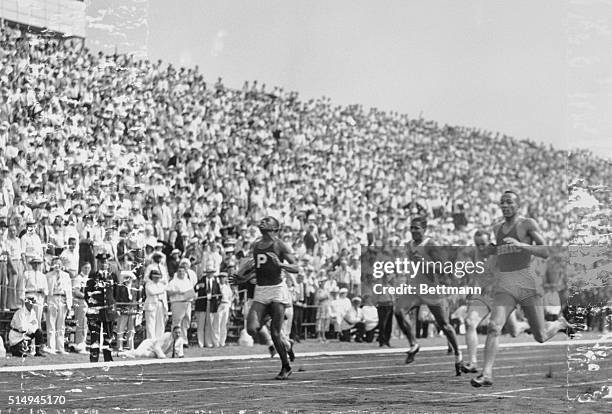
8, 295, 45, 357
340, 297, 365, 342
121, 326, 184, 359
361, 296, 379, 343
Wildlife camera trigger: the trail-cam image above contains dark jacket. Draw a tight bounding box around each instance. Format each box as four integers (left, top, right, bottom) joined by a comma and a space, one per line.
194, 276, 220, 313
84, 271, 117, 322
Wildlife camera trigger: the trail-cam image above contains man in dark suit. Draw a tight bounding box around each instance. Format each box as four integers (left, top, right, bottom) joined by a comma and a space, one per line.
84, 253, 117, 362
194, 264, 221, 347
291, 273, 307, 342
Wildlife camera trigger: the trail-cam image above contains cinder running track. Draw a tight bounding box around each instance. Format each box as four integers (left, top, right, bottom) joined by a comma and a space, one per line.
0, 339, 610, 413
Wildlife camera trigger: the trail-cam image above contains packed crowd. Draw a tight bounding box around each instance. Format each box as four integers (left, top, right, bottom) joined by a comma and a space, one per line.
0, 26, 611, 357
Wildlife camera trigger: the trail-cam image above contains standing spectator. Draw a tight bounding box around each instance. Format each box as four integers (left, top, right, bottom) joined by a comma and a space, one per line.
291, 273, 307, 342
4, 223, 24, 310
45, 256, 72, 354
194, 264, 220, 348
167, 249, 181, 279
167, 266, 196, 346
84, 253, 117, 362
169, 221, 185, 253
328, 287, 343, 338
8, 295, 46, 357
376, 274, 394, 347
349, 258, 361, 297
22, 257, 47, 329
304, 224, 318, 254
214, 272, 233, 347
143, 269, 168, 340
334, 259, 351, 291
59, 237, 79, 277
144, 251, 169, 283
115, 270, 139, 351
21, 220, 43, 268
314, 278, 331, 343
71, 261, 90, 354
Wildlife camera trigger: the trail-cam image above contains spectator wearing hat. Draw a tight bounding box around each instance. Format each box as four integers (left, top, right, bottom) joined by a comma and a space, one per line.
22, 256, 48, 329
340, 297, 366, 342
59, 237, 79, 278
143, 268, 168, 340
194, 263, 221, 348
84, 253, 117, 362
8, 295, 46, 357
115, 270, 140, 351
179, 257, 198, 287
167, 248, 181, 279
45, 256, 73, 354
144, 250, 169, 284
4, 223, 25, 310
328, 287, 344, 339
21, 220, 44, 269
214, 272, 233, 347
71, 261, 90, 353
167, 266, 196, 345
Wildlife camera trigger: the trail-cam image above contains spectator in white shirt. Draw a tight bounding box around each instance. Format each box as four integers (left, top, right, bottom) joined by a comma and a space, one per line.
361, 295, 379, 343
8, 295, 46, 357
122, 326, 184, 359
340, 297, 365, 342
166, 267, 196, 345
21, 257, 48, 329
214, 273, 233, 347
21, 220, 44, 268
179, 258, 198, 287
45, 256, 73, 354
59, 237, 79, 277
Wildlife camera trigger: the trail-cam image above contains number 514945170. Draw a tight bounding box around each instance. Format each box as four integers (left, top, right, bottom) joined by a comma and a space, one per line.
8, 395, 66, 405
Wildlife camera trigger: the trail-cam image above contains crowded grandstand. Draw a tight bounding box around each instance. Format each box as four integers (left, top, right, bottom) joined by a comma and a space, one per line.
0, 21, 610, 373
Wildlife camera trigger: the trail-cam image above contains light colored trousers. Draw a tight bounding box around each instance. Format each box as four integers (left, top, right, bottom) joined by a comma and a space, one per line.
213, 302, 230, 346
196, 308, 217, 347
46, 296, 67, 352
7, 259, 24, 310
171, 301, 192, 343
73, 299, 88, 346
145, 302, 167, 340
